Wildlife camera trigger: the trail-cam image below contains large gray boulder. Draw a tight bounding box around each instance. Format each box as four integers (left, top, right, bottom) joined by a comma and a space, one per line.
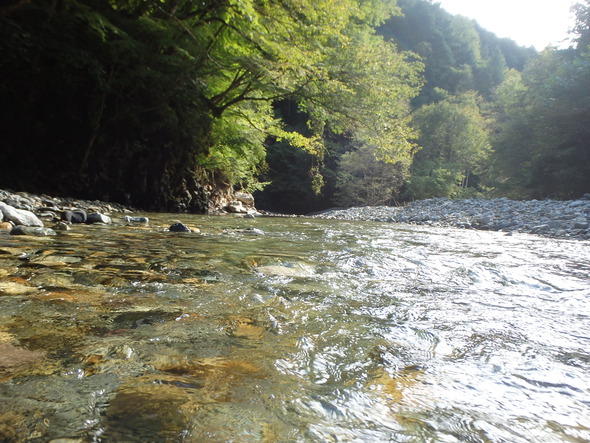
86, 212, 112, 224
0, 202, 44, 227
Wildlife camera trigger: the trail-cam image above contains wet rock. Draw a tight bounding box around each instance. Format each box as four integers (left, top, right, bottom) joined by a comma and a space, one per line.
61, 210, 87, 224
86, 212, 112, 224
0, 280, 39, 296
53, 222, 71, 231
243, 227, 265, 235
169, 221, 192, 233
531, 224, 551, 234
124, 216, 149, 225
0, 342, 47, 381
0, 202, 44, 227
104, 380, 193, 441
10, 226, 56, 236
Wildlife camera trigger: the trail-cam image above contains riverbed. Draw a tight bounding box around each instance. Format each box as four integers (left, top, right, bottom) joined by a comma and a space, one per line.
1, 213, 589, 441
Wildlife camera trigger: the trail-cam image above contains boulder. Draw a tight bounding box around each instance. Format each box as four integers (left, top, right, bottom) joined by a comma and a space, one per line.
0, 202, 44, 227
86, 212, 112, 224
62, 210, 87, 224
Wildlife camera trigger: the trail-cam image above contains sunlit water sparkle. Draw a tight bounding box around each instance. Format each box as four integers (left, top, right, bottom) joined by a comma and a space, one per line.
0, 214, 588, 442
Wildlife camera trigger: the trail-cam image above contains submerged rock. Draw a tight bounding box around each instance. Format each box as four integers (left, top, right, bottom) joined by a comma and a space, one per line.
10, 226, 56, 236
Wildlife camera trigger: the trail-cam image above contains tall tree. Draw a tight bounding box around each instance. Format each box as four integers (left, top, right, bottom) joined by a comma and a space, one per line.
0, 0, 423, 211
490, 48, 590, 198
408, 91, 491, 199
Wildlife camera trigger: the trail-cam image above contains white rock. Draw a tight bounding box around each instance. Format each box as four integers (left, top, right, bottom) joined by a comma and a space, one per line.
235, 192, 255, 207
0, 202, 44, 227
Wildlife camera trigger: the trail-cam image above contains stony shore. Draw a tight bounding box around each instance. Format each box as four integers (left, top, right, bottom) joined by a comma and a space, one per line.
311, 197, 590, 240
2, 189, 590, 240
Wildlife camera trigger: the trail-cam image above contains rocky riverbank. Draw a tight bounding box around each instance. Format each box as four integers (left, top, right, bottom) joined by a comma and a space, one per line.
0, 189, 260, 236
312, 197, 590, 240
2, 189, 590, 240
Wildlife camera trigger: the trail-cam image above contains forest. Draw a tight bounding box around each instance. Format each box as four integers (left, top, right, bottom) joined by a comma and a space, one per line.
1, 0, 589, 213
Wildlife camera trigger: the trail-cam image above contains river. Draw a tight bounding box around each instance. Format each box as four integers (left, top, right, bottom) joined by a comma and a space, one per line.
0, 213, 589, 442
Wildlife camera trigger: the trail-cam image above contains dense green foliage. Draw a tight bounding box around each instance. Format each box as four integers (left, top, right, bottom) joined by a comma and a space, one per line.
0, 0, 422, 211
408, 91, 491, 199
1, 0, 589, 212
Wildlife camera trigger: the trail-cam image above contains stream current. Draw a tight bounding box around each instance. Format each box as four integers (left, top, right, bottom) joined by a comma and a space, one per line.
0, 214, 589, 442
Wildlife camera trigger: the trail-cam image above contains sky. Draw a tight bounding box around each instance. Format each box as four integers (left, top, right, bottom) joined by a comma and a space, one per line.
435, 0, 578, 50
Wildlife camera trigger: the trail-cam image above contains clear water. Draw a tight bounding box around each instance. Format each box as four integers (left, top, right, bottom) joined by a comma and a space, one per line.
0, 214, 589, 442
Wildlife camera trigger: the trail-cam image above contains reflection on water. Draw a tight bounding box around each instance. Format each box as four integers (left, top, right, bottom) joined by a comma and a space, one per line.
0, 214, 589, 441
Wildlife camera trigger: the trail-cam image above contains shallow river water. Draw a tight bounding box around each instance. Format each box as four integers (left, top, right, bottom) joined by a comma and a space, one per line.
0, 214, 589, 442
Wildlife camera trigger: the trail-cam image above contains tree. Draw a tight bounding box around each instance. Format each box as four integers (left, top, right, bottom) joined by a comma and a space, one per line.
572, 0, 590, 51
0, 0, 423, 211
408, 91, 491, 199
335, 144, 408, 206
490, 49, 590, 198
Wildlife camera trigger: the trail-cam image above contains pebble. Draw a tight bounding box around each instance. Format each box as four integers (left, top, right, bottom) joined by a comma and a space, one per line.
313, 197, 590, 240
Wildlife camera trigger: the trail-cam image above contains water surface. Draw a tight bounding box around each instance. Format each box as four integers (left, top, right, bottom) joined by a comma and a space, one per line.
0, 214, 589, 442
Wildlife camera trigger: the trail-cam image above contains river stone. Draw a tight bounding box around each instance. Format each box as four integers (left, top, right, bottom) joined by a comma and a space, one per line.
169, 222, 191, 233
124, 216, 149, 225
235, 192, 255, 207
87, 212, 112, 224
0, 221, 13, 230
226, 201, 248, 213
242, 227, 265, 235
10, 226, 57, 236
0, 202, 44, 227
54, 222, 71, 231
62, 210, 87, 224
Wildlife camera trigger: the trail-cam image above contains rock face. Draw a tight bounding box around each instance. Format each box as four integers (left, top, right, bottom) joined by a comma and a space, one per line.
313, 197, 590, 240
0, 202, 44, 227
